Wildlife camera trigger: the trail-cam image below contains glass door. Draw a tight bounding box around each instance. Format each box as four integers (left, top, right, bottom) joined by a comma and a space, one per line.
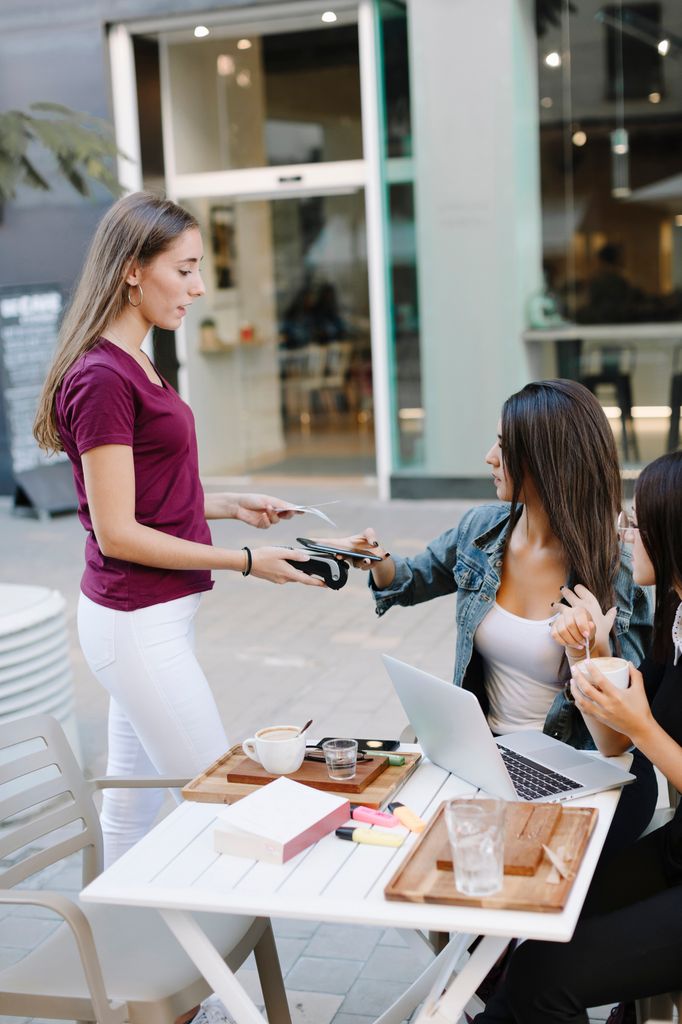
155, 5, 381, 478
177, 189, 375, 476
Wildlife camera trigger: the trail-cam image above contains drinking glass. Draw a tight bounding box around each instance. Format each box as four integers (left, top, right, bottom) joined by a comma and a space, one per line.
322, 738, 358, 780
444, 797, 506, 896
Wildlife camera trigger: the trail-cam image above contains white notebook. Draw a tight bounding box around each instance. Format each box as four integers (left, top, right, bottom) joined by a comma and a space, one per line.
214, 777, 350, 864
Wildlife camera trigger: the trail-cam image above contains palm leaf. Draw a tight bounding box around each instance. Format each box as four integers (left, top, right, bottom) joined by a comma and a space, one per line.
19, 155, 51, 192
55, 154, 90, 197
0, 103, 124, 200
29, 101, 76, 117
0, 111, 30, 159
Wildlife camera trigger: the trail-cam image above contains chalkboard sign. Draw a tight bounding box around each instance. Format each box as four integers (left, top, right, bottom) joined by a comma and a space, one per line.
0, 285, 77, 516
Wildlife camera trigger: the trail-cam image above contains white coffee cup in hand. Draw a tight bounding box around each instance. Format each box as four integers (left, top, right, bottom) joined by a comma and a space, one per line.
586, 656, 630, 690
242, 725, 306, 775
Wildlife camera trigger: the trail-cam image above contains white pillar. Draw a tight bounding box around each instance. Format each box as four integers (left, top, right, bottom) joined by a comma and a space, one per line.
107, 25, 143, 195
407, 0, 542, 482
108, 25, 155, 356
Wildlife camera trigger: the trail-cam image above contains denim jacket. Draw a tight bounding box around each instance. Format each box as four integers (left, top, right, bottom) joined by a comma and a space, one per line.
372, 503, 653, 749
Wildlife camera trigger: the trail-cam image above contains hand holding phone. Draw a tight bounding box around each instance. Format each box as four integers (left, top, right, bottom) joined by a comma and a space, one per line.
297, 537, 384, 563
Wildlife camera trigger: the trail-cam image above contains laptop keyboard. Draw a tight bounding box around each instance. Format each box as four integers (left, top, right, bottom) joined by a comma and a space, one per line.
497, 745, 582, 800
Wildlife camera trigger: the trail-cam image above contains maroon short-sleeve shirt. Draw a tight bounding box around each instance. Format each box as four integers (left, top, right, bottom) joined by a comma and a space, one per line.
55, 339, 213, 610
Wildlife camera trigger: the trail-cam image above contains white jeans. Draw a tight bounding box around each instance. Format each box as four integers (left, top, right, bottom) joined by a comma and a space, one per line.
77, 592, 228, 867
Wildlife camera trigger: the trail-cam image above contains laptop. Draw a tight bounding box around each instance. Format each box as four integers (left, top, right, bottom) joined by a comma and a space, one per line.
383, 655, 635, 802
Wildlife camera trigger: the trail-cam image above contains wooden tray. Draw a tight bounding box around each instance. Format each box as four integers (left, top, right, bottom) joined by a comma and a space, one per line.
182, 744, 422, 809
385, 801, 598, 912
436, 803, 562, 877
226, 753, 388, 793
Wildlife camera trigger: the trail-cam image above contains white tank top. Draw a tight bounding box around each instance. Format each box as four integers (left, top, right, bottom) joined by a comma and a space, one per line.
474, 602, 564, 734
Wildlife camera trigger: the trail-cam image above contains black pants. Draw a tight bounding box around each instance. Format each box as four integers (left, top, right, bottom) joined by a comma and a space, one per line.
599, 750, 658, 860
474, 826, 682, 1024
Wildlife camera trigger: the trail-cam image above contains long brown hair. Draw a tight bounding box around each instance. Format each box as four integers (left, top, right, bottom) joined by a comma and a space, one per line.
34, 192, 198, 452
635, 452, 682, 661
501, 379, 622, 615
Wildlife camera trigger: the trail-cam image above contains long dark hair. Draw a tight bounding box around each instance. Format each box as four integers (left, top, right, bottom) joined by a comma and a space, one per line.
34, 192, 198, 453
501, 379, 622, 615
635, 451, 682, 661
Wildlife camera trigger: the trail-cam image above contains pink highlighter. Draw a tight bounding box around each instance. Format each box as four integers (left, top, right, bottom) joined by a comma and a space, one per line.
350, 804, 400, 827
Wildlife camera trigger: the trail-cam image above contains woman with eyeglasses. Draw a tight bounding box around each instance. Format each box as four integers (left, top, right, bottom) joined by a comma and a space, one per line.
327, 379, 654, 849
474, 450, 682, 1024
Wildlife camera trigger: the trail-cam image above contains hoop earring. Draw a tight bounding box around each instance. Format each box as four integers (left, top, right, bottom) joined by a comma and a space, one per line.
127, 284, 143, 307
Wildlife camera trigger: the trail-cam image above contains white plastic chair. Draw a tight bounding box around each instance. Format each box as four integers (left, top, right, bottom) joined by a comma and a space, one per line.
281, 343, 327, 426
317, 341, 354, 416
0, 713, 291, 1024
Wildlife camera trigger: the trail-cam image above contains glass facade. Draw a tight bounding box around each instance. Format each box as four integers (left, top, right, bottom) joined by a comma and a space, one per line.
535, 0, 682, 465
377, 1, 424, 470
166, 25, 363, 175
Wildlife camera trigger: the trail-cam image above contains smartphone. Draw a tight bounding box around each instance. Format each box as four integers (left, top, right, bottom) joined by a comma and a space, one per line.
316, 737, 400, 752
297, 537, 384, 563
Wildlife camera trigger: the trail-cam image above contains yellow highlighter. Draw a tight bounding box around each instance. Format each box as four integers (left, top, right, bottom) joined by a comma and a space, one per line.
387, 802, 426, 833
335, 827, 403, 848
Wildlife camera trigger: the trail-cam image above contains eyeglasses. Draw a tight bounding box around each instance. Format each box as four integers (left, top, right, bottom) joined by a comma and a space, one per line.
617, 510, 643, 542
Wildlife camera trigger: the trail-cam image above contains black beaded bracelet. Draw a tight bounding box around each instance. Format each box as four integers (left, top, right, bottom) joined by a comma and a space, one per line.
242, 546, 253, 577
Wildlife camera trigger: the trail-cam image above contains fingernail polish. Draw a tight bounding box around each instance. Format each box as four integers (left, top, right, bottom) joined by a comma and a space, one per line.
372, 540, 379, 547
385, 552, 391, 558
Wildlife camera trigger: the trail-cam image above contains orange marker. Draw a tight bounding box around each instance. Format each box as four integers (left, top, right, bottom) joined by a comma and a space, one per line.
388, 802, 426, 833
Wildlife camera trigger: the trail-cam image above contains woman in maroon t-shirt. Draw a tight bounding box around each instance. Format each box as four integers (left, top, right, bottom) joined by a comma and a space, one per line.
34, 192, 324, 871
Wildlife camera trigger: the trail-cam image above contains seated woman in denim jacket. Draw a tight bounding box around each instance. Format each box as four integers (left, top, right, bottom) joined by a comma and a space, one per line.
332, 380, 654, 849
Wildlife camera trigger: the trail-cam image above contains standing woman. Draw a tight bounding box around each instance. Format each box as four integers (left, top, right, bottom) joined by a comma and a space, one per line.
34, 192, 322, 866
475, 451, 682, 1023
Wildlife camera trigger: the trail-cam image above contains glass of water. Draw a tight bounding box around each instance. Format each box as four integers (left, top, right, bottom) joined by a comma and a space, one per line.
444, 797, 506, 897
322, 738, 358, 780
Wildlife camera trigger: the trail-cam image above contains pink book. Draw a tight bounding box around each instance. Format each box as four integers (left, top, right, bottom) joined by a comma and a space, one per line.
214, 777, 351, 864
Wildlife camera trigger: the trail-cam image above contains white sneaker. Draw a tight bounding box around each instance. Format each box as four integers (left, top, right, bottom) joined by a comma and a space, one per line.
190, 995, 236, 1024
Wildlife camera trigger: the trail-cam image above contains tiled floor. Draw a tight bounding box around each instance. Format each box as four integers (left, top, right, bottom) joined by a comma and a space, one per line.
0, 480, 625, 1022
238, 918, 433, 1023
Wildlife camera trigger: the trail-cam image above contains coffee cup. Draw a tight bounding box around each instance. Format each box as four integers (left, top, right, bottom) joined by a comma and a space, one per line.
242, 725, 306, 775
587, 656, 630, 690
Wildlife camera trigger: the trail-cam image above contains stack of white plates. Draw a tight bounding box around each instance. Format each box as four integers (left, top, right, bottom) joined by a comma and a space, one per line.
0, 583, 82, 761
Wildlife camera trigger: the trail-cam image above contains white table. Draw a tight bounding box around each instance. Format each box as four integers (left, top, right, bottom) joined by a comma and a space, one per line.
81, 756, 621, 1024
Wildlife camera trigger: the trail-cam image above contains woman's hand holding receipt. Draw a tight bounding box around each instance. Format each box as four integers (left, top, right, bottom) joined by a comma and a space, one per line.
313, 528, 396, 588
203, 491, 302, 527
